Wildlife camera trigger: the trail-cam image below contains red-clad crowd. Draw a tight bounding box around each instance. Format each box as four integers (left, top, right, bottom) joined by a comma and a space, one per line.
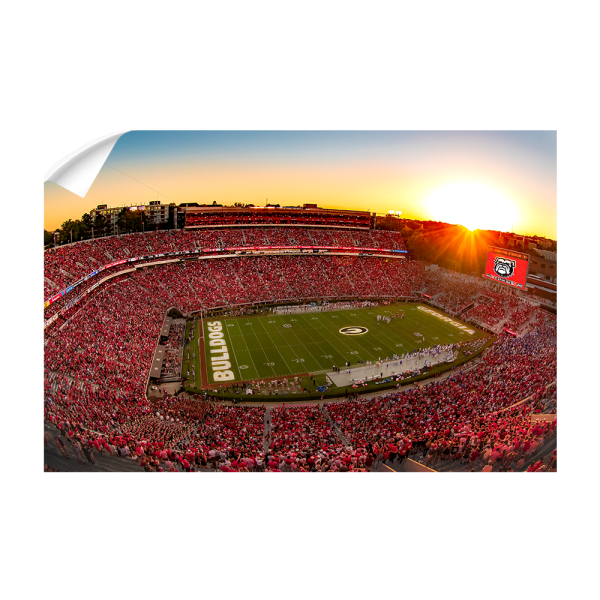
434, 279, 485, 313
44, 231, 557, 472
45, 276, 163, 396
46, 254, 425, 324
45, 318, 556, 472
324, 323, 556, 471
44, 227, 408, 301
464, 293, 521, 329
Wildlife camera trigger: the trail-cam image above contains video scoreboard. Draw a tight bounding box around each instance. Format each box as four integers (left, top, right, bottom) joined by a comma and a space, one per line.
484, 246, 530, 290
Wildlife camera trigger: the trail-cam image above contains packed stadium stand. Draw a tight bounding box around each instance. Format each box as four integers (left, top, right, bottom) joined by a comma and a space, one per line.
44, 225, 556, 472
43, 227, 408, 302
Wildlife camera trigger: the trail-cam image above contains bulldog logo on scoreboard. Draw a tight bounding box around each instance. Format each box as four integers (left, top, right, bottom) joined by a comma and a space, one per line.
493, 256, 517, 278
339, 326, 369, 335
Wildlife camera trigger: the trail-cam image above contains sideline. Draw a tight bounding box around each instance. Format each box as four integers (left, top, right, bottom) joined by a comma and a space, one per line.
199, 317, 208, 388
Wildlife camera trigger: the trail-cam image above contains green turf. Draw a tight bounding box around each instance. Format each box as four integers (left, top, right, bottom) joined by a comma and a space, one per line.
194, 303, 489, 387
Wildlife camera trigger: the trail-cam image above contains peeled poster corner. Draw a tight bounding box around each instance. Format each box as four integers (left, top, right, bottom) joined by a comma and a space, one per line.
45, 131, 128, 197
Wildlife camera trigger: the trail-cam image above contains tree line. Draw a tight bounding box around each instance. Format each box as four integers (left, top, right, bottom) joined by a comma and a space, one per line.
44, 205, 174, 247
399, 220, 556, 275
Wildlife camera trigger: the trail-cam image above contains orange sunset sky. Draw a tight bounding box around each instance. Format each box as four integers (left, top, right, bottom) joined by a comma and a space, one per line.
45, 131, 557, 239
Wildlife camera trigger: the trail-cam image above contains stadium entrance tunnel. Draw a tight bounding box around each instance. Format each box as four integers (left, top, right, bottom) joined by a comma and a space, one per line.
167, 307, 184, 319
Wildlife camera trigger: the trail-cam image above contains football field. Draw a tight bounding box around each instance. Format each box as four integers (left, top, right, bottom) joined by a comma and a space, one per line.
192, 303, 489, 387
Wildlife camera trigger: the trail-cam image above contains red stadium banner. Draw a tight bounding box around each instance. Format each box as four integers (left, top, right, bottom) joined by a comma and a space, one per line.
484, 246, 529, 290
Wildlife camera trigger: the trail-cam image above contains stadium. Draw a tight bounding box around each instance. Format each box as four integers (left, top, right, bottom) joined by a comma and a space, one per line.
43, 203, 557, 473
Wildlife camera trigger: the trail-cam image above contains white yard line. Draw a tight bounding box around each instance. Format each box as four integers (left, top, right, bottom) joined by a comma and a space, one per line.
226, 323, 260, 381
236, 319, 277, 378
298, 312, 360, 362
271, 313, 325, 370
254, 317, 296, 375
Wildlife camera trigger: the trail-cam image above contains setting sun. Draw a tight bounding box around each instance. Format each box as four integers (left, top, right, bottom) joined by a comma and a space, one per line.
425, 183, 518, 232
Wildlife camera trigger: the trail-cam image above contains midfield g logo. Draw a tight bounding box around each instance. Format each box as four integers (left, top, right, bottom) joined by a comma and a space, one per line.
494, 256, 517, 278
339, 326, 368, 335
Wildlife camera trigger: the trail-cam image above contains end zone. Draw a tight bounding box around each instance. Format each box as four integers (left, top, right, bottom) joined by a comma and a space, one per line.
417, 305, 476, 335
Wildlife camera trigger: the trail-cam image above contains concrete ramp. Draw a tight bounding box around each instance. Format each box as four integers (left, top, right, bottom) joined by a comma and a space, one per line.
374, 458, 436, 473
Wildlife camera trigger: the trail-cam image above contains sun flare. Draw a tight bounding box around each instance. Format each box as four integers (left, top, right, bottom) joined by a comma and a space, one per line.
425, 183, 517, 232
